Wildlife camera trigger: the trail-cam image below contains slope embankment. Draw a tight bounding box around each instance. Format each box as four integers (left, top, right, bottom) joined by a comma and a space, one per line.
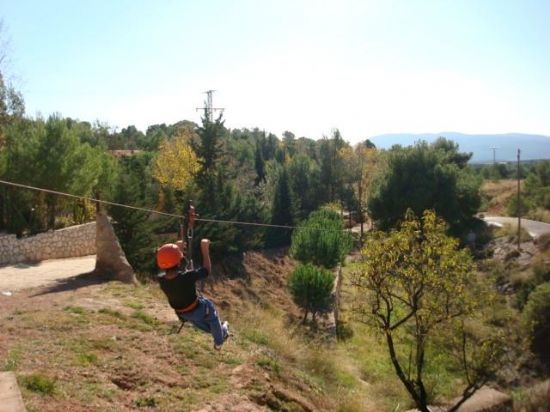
0, 249, 349, 412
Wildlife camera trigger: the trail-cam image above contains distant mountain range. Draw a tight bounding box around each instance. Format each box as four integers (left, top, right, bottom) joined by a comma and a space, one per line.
369, 132, 550, 163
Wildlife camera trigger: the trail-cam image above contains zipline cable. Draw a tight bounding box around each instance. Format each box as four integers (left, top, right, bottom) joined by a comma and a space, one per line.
0, 179, 346, 232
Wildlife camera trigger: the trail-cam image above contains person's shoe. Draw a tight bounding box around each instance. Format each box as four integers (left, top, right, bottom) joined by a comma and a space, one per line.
214, 343, 223, 351
222, 321, 230, 340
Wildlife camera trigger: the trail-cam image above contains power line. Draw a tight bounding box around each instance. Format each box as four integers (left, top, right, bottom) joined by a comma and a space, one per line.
0, 179, 329, 231
0, 179, 182, 218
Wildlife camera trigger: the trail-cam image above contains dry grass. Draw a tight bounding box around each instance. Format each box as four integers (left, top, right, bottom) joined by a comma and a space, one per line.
536, 233, 550, 253
527, 208, 550, 224
481, 179, 518, 215
2, 246, 523, 411
513, 380, 550, 412
495, 223, 533, 242
1, 249, 373, 412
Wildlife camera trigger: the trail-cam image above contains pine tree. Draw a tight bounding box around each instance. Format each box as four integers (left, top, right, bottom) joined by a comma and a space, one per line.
254, 140, 266, 186
193, 111, 225, 180
109, 172, 158, 278
266, 168, 295, 247
288, 263, 334, 323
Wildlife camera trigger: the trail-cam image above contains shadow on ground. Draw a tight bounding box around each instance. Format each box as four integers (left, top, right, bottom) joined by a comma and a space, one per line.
30, 271, 106, 296
9, 261, 42, 270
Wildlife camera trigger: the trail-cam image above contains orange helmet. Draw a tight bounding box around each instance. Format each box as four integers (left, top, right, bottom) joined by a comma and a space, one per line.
156, 243, 183, 270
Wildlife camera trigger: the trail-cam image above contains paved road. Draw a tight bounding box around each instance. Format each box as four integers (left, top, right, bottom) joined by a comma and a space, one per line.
0, 255, 96, 294
481, 216, 550, 238
0, 372, 26, 412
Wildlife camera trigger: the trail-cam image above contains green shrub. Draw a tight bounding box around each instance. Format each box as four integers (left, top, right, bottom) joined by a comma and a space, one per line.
290, 208, 352, 269
523, 282, 550, 364
288, 263, 334, 322
516, 258, 550, 309
516, 281, 536, 310
336, 322, 354, 341
506, 195, 533, 217
131, 310, 158, 326
533, 258, 550, 284
135, 397, 158, 407
20, 374, 56, 395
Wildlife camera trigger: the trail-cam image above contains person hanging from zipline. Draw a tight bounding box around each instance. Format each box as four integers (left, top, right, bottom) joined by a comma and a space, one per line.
156, 207, 229, 350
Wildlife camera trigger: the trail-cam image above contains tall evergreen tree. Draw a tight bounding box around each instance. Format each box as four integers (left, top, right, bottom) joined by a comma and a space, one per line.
254, 140, 266, 186
193, 110, 225, 180
266, 168, 295, 247
318, 130, 347, 204
287, 154, 321, 221
109, 172, 157, 278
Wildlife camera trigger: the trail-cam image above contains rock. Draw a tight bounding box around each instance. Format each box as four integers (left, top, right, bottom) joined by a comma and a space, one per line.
452, 387, 512, 412
405, 388, 512, 412
94, 211, 137, 284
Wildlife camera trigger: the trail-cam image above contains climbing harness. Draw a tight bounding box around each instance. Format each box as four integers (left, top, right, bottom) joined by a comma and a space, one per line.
175, 201, 199, 334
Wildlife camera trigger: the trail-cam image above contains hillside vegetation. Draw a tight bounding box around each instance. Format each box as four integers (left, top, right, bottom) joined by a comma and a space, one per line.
480, 179, 517, 215
0, 249, 400, 412
2, 61, 549, 411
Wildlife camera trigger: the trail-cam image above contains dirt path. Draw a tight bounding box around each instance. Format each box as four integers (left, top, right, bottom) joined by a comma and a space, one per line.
481, 216, 550, 238
0, 255, 96, 294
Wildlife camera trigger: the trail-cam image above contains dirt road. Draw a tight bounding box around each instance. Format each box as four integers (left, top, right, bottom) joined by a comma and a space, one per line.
0, 255, 96, 294
481, 216, 550, 238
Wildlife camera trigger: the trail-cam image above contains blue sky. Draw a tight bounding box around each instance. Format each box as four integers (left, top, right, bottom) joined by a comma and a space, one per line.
1, 0, 549, 143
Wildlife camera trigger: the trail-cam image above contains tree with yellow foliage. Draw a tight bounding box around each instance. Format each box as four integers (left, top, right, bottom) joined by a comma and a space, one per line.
340, 140, 378, 239
352, 210, 504, 412
152, 130, 200, 191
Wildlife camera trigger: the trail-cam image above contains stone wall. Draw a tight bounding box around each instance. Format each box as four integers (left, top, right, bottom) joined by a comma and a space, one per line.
0, 222, 96, 266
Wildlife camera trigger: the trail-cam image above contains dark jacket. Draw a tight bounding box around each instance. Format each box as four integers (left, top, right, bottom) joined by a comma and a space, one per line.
158, 267, 208, 310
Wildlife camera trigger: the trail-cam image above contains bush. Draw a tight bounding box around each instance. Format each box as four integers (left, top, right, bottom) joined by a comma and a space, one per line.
516, 258, 550, 309
290, 208, 352, 269
533, 258, 550, 284
20, 373, 56, 395
516, 281, 536, 310
506, 195, 533, 217
288, 263, 334, 322
523, 282, 550, 364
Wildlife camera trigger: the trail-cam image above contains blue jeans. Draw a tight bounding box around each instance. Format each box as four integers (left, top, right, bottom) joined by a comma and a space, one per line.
177, 298, 227, 346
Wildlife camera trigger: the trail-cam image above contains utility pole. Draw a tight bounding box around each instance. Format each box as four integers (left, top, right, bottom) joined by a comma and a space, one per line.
196, 90, 224, 122
517, 148, 521, 251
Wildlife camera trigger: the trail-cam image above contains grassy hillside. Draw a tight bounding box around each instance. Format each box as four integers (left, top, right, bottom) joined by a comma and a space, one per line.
480, 179, 517, 215
2, 243, 547, 411
0, 249, 387, 412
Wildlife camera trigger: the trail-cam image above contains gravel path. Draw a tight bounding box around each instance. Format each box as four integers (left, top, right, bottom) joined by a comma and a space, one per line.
0, 255, 96, 294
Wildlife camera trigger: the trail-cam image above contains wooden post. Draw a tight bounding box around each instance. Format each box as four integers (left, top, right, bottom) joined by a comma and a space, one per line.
517, 149, 521, 251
